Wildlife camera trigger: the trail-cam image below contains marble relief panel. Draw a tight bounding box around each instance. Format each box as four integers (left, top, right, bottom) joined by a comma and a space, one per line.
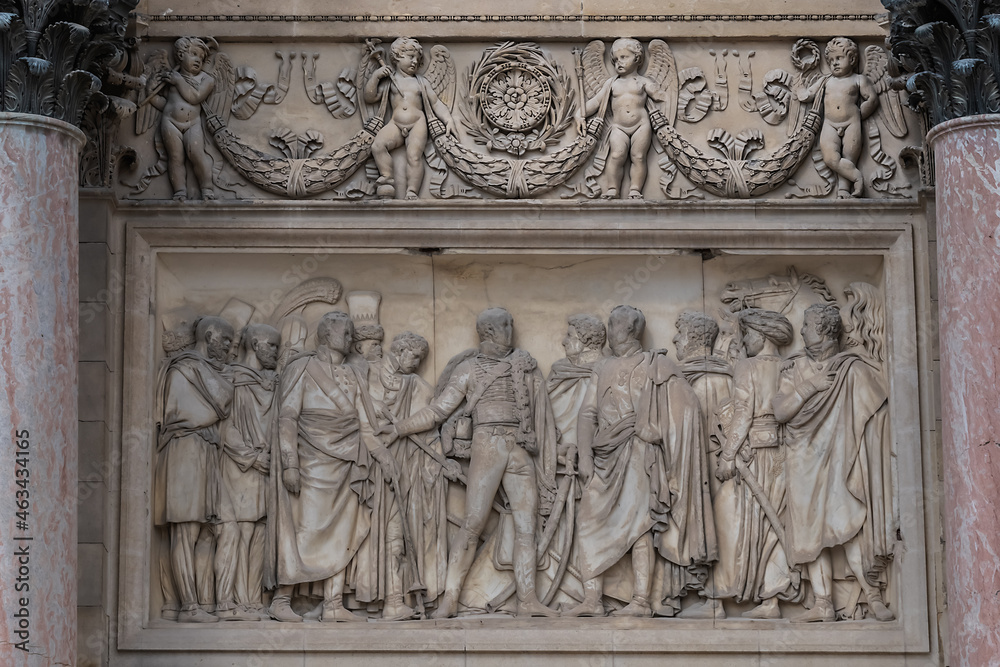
141, 249, 904, 630
111, 35, 926, 202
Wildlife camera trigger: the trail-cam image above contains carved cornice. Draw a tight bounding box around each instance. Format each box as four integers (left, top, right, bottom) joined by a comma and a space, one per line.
144, 13, 881, 24
0, 0, 139, 128
882, 0, 1000, 127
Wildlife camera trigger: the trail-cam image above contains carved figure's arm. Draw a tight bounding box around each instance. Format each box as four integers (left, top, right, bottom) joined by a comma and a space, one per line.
773, 363, 817, 424
363, 65, 391, 104
720, 361, 754, 462
644, 76, 671, 104
575, 371, 599, 482
173, 71, 215, 106
797, 76, 824, 103
858, 74, 879, 120
584, 78, 613, 117
395, 364, 469, 437
277, 368, 304, 472
421, 78, 455, 129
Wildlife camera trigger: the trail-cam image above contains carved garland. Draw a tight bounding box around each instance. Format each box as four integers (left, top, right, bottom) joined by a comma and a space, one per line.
206, 113, 379, 198
429, 116, 601, 198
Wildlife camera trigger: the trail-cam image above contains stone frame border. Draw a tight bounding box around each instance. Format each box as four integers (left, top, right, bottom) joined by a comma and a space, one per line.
113, 199, 933, 662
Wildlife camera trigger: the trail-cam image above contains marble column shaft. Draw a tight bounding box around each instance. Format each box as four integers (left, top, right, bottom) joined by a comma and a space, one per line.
0, 113, 84, 666
928, 114, 1000, 667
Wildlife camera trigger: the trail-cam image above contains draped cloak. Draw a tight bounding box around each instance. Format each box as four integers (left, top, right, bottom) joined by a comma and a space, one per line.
680, 355, 736, 600
718, 354, 794, 603
778, 352, 894, 584
353, 365, 448, 604
218, 364, 276, 523
575, 351, 715, 582
154, 351, 234, 526
264, 351, 375, 589
637, 353, 718, 590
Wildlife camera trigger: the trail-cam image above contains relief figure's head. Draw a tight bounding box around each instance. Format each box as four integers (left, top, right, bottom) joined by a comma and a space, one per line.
673, 310, 720, 361
316, 311, 356, 357
243, 323, 281, 370
195, 316, 234, 363
476, 307, 514, 352
563, 314, 607, 364
607, 305, 645, 357
737, 309, 793, 358
389, 331, 430, 375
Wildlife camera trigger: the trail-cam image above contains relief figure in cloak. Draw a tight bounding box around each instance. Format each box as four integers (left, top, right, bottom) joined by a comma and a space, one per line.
214, 324, 280, 621
266, 311, 394, 622
154, 316, 235, 623
386, 307, 559, 618
542, 314, 608, 606
715, 309, 799, 619
673, 311, 733, 619
773, 303, 894, 622
354, 331, 459, 619
566, 305, 715, 617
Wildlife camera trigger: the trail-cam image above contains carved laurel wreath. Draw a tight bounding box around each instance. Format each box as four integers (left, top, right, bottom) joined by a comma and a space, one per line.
459, 42, 575, 156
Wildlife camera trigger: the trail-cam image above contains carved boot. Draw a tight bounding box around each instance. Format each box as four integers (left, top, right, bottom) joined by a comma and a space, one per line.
382, 594, 418, 621
215, 605, 260, 621
867, 592, 895, 622
177, 607, 220, 623
678, 597, 726, 620
562, 596, 605, 617
612, 595, 652, 618
516, 593, 559, 618
794, 596, 835, 623
430, 592, 458, 619
320, 596, 367, 623
742, 597, 781, 619
268, 591, 302, 623
562, 579, 605, 617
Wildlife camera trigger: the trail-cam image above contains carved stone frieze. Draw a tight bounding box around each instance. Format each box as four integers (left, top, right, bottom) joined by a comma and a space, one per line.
112, 36, 922, 202
144, 253, 902, 627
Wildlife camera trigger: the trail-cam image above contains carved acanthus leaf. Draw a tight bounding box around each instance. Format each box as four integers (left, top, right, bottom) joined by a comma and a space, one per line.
883, 0, 1000, 126
55, 69, 102, 126
37, 21, 90, 89
0, 13, 27, 104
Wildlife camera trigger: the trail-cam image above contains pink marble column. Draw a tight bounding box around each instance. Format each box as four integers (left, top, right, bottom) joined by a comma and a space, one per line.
928, 114, 1000, 667
0, 113, 84, 666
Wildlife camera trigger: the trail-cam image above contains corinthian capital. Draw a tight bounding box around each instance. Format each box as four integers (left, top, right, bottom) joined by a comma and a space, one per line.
0, 0, 139, 127
882, 0, 1000, 127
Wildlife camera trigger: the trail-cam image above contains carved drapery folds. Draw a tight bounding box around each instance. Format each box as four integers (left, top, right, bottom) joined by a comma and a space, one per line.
150, 265, 899, 624
113, 35, 922, 202
882, 0, 1000, 126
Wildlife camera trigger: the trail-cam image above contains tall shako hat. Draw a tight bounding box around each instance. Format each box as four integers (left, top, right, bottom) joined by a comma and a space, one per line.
347, 290, 384, 342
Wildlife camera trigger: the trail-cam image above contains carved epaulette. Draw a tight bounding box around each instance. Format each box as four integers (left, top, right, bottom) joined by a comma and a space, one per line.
510, 349, 537, 373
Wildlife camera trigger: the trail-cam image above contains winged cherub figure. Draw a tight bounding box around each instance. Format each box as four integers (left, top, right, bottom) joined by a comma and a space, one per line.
362, 38, 458, 199
134, 37, 236, 200
797, 38, 908, 198
578, 38, 677, 199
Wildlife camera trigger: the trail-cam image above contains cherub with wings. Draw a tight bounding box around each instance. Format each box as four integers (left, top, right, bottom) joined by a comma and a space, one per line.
797, 38, 908, 198
362, 37, 458, 199
579, 38, 676, 199
134, 37, 235, 200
